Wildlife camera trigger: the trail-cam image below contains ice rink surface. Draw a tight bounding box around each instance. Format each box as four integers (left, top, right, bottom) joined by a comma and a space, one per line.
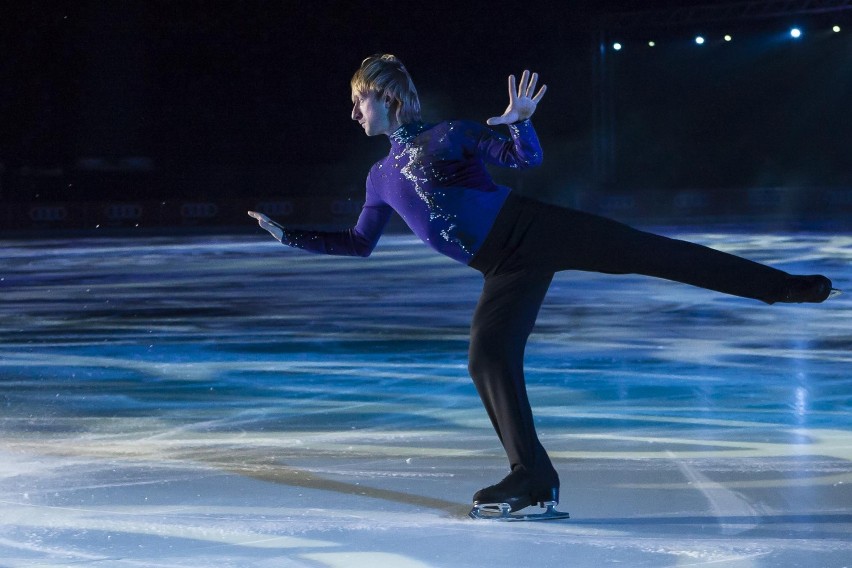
1, 229, 850, 567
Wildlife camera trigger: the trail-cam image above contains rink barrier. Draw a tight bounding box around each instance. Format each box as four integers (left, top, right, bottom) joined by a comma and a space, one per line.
2, 196, 366, 232
2, 188, 850, 233
28, 205, 69, 222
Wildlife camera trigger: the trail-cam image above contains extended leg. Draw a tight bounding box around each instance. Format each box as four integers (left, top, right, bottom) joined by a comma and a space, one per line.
507, 200, 830, 303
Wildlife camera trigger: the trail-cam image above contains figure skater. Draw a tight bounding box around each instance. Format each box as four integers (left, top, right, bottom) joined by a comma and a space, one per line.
249, 54, 835, 520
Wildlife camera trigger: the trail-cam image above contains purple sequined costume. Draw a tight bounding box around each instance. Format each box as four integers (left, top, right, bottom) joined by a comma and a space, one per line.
278, 119, 542, 265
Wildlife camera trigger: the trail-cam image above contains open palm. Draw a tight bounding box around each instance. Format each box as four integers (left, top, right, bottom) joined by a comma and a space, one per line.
248, 210, 284, 242
486, 70, 547, 126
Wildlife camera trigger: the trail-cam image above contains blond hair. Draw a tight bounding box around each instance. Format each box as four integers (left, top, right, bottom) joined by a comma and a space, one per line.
351, 54, 421, 124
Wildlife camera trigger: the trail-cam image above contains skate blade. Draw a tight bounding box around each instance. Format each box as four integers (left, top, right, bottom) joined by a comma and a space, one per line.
829, 288, 842, 299
469, 501, 570, 522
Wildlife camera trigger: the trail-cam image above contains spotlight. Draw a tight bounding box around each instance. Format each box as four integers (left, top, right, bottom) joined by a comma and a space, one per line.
695, 35, 705, 45
613, 42, 622, 51
724, 34, 732, 42
648, 41, 656, 47
833, 25, 841, 33
790, 27, 802, 38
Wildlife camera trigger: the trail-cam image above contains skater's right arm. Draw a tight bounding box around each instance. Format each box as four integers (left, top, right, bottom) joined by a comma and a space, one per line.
248, 174, 393, 257
476, 70, 546, 169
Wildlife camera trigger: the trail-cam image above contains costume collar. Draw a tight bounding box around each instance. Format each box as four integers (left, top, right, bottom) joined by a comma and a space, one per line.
389, 121, 429, 145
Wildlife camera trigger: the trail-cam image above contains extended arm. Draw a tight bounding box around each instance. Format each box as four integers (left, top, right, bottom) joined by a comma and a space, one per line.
249, 205, 391, 257
249, 176, 393, 257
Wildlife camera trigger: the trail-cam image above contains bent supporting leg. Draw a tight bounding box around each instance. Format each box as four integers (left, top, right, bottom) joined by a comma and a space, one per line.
468, 269, 559, 510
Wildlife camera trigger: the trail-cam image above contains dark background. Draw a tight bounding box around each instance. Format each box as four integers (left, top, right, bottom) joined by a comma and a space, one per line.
1, 0, 850, 231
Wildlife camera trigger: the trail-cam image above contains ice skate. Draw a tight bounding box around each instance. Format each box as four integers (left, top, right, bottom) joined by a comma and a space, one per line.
776, 275, 836, 303
469, 467, 569, 521
469, 499, 570, 521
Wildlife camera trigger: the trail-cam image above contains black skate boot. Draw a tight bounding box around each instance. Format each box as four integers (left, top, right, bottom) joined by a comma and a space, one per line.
774, 275, 838, 304
470, 466, 568, 521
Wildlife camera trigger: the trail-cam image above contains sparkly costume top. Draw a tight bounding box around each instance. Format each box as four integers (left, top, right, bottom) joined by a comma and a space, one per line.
279, 119, 542, 265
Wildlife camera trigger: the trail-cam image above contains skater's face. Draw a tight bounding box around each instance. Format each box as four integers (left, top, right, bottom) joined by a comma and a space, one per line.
351, 91, 396, 137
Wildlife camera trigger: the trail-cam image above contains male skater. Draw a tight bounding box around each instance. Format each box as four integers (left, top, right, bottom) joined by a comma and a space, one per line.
249, 54, 835, 519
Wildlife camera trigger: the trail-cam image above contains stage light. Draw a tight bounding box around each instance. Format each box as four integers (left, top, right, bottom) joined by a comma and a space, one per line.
724, 34, 732, 42
695, 36, 705, 45
833, 25, 841, 33
648, 41, 655, 47
790, 27, 802, 38
613, 42, 622, 51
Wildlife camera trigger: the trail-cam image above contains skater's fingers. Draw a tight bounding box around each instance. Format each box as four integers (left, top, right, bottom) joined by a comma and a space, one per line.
516, 70, 530, 97
248, 211, 270, 223
524, 71, 538, 97
507, 74, 517, 102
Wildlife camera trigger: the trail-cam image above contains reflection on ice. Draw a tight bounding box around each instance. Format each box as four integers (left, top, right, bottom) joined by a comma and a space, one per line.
1, 232, 850, 566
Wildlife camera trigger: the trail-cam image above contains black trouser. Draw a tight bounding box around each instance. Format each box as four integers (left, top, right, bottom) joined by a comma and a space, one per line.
467, 193, 790, 474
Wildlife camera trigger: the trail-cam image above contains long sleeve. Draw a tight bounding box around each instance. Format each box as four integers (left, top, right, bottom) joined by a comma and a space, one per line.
476, 119, 543, 169
278, 175, 393, 257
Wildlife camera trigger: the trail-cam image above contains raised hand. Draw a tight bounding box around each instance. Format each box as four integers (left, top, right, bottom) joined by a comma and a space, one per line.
486, 70, 547, 126
248, 210, 284, 242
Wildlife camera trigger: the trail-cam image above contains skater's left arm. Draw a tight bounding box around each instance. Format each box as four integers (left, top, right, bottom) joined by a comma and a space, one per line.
478, 70, 546, 168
